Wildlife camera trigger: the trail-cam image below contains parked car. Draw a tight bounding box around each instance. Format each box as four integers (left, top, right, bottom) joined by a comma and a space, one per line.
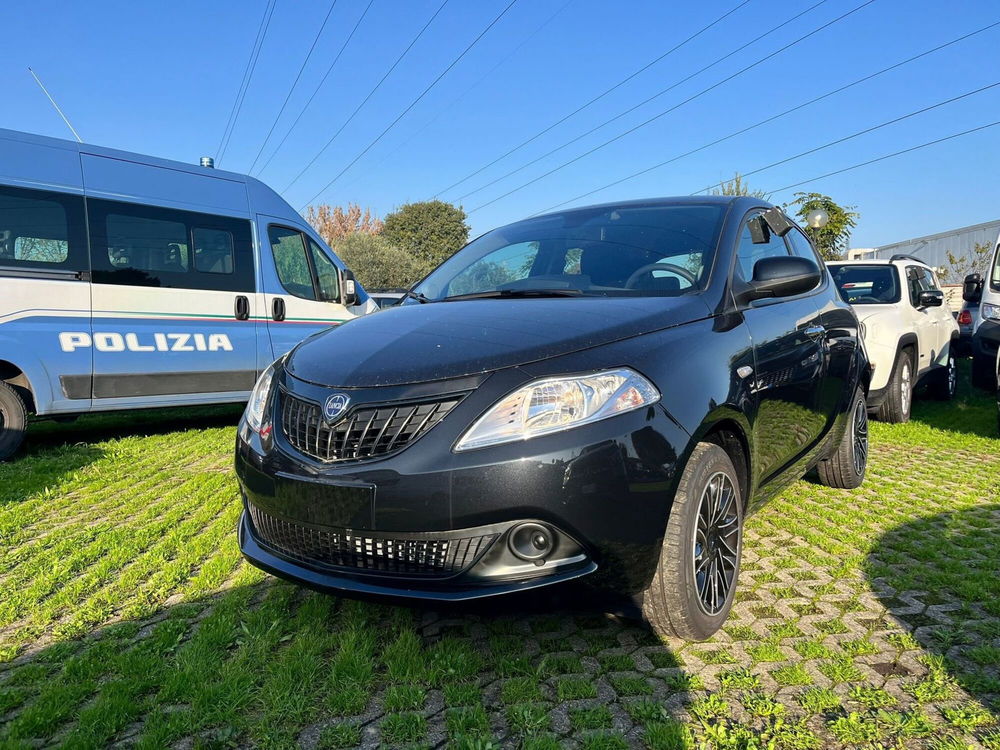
235, 197, 870, 641
970, 233, 1000, 391
0, 128, 377, 461
956, 299, 981, 356
827, 256, 958, 423
368, 288, 407, 309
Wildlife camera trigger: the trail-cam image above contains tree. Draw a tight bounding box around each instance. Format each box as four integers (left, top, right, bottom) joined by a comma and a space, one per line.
786, 192, 859, 261
329, 233, 433, 290
711, 173, 769, 199
382, 200, 469, 266
306, 203, 383, 244
939, 241, 993, 283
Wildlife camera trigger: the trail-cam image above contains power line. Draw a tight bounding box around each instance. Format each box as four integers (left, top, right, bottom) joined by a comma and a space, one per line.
217, 0, 277, 165
296, 0, 521, 209
766, 120, 1000, 194
433, 0, 753, 198
280, 0, 451, 189
246, 0, 340, 174
467, 0, 878, 214
454, 0, 827, 204
27, 67, 82, 142
533, 20, 1000, 214
254, 0, 376, 176
336, 0, 577, 195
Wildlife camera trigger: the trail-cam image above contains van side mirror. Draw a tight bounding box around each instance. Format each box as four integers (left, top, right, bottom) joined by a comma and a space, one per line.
918, 289, 944, 308
963, 273, 983, 303
342, 268, 358, 306
740, 255, 821, 303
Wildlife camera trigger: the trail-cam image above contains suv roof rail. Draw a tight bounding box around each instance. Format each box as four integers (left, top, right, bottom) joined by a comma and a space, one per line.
889, 254, 926, 264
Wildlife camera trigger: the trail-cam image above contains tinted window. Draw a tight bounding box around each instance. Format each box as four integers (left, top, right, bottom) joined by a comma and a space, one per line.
0, 184, 87, 272
269, 226, 314, 299
413, 204, 723, 301
830, 264, 900, 304
89, 199, 254, 291
736, 214, 789, 280
309, 239, 340, 302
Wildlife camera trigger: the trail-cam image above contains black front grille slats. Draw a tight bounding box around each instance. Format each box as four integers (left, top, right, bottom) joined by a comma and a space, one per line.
247, 505, 497, 577
281, 392, 461, 462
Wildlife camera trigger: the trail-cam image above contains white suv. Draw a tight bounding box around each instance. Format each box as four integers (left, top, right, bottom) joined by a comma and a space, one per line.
828, 256, 959, 422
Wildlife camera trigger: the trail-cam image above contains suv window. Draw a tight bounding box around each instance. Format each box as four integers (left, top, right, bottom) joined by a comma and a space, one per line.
268, 225, 342, 302
831, 265, 900, 304
89, 199, 254, 291
736, 214, 788, 280
906, 266, 934, 307
0, 184, 87, 272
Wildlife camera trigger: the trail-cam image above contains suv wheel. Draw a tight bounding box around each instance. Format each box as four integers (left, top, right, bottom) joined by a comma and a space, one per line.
642, 442, 743, 641
816, 389, 868, 489
877, 349, 912, 423
930, 349, 957, 400
0, 382, 27, 462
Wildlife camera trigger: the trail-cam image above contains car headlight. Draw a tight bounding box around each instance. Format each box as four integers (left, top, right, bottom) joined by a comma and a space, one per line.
245, 358, 282, 433
455, 368, 660, 452
982, 302, 1000, 322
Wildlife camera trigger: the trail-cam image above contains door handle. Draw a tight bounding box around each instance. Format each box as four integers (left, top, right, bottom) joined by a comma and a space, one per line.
804, 325, 826, 338
234, 295, 249, 321
272, 297, 286, 322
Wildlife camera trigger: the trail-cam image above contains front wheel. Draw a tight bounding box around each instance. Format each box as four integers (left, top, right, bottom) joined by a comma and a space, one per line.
0, 382, 27, 462
642, 442, 743, 641
816, 389, 868, 489
876, 350, 912, 423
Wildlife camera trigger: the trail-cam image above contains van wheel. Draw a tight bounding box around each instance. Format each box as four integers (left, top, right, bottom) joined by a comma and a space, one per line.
930, 349, 957, 400
972, 353, 998, 391
642, 442, 743, 641
876, 349, 912, 423
816, 389, 868, 489
0, 382, 27, 462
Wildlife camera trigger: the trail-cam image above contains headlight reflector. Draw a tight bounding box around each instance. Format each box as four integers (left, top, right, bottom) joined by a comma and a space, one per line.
982, 302, 1000, 322
245, 358, 281, 432
455, 368, 659, 451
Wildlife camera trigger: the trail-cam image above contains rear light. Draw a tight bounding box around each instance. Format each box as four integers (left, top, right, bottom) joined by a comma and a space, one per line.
958, 310, 972, 325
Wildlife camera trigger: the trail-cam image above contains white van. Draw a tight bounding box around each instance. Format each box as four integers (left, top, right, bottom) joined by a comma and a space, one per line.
968, 230, 1000, 390
0, 128, 376, 460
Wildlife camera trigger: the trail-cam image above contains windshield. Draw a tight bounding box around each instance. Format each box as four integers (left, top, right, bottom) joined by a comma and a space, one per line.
411, 204, 725, 301
992, 242, 1000, 291
830, 264, 901, 305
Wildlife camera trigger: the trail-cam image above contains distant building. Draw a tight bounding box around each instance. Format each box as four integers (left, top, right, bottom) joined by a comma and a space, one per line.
848, 218, 1000, 271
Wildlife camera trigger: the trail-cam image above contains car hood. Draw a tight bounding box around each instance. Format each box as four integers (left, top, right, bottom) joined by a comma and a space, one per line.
849, 305, 894, 325
286, 295, 713, 387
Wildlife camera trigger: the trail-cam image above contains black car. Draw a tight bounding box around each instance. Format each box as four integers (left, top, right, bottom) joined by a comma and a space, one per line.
236, 197, 870, 640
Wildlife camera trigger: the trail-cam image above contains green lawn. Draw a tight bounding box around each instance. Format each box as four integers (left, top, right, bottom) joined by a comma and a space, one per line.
1, 367, 998, 749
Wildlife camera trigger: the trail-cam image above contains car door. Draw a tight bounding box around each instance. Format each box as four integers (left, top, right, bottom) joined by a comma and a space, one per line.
904, 266, 941, 375
735, 212, 829, 488
259, 218, 353, 359
88, 198, 259, 404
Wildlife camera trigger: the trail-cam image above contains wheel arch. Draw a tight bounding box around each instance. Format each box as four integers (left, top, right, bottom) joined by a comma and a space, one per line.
691, 413, 752, 509
0, 359, 36, 413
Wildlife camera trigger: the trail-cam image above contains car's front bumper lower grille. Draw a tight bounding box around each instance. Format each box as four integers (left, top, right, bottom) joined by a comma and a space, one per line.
246, 504, 498, 578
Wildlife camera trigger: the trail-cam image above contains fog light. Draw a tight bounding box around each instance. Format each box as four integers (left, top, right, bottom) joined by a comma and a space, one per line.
508, 522, 552, 562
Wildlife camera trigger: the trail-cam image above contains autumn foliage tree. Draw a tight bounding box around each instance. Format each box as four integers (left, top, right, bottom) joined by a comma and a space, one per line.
306, 203, 383, 245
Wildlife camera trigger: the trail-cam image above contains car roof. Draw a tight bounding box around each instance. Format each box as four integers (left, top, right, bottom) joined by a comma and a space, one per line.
829, 258, 934, 270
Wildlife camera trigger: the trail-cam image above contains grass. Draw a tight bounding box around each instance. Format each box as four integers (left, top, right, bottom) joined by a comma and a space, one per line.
1, 365, 998, 747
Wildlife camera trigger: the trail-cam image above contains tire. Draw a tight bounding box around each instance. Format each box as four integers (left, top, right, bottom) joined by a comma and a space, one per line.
929, 348, 957, 401
816, 388, 868, 489
0, 381, 27, 462
972, 353, 998, 392
876, 348, 913, 423
642, 442, 743, 641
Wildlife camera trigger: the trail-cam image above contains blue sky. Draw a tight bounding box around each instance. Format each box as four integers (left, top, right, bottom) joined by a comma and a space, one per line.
3, 0, 998, 246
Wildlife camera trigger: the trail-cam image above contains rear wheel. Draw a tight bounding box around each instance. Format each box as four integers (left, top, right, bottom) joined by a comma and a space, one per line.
930, 349, 957, 400
642, 442, 743, 641
816, 389, 868, 489
876, 349, 912, 423
0, 382, 27, 462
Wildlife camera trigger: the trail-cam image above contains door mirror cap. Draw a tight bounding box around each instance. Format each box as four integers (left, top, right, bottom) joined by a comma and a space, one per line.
741, 255, 821, 303
918, 289, 944, 308
342, 269, 358, 306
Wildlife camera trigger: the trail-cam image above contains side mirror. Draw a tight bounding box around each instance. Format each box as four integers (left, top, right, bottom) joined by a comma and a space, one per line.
918, 289, 944, 308
341, 268, 358, 306
963, 273, 983, 303
740, 255, 821, 303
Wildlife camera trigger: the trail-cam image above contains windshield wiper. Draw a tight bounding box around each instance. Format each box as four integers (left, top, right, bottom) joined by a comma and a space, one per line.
403, 289, 432, 304
442, 288, 585, 302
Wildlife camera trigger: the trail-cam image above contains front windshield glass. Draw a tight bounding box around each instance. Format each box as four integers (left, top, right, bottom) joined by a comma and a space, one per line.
991, 242, 1000, 291
830, 264, 901, 305
412, 204, 725, 301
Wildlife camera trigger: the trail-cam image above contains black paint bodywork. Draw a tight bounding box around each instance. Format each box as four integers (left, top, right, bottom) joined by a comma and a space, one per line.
236, 197, 869, 600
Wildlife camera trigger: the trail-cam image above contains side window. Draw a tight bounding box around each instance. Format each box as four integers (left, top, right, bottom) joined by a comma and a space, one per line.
309, 240, 340, 302
0, 184, 87, 272
785, 227, 820, 264
906, 266, 934, 306
735, 214, 789, 280
89, 199, 254, 291
268, 226, 316, 300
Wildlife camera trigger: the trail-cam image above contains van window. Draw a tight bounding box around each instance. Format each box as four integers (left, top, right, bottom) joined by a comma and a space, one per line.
309, 239, 340, 302
269, 226, 314, 299
0, 184, 87, 272
89, 199, 254, 292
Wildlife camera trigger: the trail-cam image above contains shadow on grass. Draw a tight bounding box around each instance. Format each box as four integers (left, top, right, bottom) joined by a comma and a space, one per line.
867, 503, 1000, 734
909, 360, 998, 440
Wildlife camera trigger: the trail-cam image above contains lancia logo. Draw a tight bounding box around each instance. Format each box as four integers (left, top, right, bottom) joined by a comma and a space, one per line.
323, 393, 350, 423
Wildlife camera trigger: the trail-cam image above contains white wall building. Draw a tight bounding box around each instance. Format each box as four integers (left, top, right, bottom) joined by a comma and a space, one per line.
849, 218, 1000, 272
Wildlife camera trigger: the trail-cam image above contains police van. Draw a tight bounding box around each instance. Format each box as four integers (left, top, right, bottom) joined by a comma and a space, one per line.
0, 127, 376, 460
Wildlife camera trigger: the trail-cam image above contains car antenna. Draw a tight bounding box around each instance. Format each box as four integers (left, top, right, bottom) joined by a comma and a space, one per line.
28, 67, 83, 143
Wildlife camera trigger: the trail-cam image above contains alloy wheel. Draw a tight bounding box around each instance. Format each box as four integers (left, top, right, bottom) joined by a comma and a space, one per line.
948, 355, 957, 396
852, 398, 869, 476
900, 362, 911, 415
693, 471, 740, 615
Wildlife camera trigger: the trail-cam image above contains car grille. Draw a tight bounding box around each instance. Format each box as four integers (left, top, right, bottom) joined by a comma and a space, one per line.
281, 392, 461, 462
247, 505, 498, 577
